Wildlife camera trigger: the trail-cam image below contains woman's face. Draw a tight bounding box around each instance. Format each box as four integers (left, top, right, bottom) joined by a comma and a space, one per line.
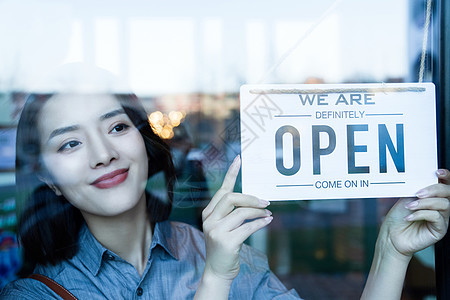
37, 94, 149, 217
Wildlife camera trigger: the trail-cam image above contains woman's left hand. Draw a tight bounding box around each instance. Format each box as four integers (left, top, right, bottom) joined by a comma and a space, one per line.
362, 170, 450, 300
382, 169, 450, 258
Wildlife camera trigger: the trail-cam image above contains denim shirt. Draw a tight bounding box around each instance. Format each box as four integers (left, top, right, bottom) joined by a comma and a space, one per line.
1, 221, 300, 299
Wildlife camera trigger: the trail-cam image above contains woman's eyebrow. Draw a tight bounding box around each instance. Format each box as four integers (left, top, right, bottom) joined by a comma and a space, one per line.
47, 109, 126, 142
48, 125, 80, 141
100, 108, 126, 121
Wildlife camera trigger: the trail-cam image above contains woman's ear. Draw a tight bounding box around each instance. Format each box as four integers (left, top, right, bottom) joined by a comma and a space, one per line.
37, 175, 62, 196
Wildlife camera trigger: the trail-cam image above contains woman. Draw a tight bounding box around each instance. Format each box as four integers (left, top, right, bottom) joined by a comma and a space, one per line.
2, 91, 296, 299
1, 88, 449, 299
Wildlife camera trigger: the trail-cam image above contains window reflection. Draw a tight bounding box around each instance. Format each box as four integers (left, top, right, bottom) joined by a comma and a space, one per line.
0, 0, 440, 298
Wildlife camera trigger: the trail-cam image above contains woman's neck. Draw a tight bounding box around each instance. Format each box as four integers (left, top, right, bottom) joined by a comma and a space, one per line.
82, 195, 153, 276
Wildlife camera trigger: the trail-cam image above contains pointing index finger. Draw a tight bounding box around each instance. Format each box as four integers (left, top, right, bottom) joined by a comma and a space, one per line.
220, 155, 241, 192
202, 155, 242, 221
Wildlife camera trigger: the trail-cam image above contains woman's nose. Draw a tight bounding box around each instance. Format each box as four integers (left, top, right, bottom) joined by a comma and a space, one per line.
88, 134, 119, 168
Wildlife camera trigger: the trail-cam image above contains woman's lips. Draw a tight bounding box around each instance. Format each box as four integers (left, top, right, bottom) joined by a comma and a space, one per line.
91, 168, 129, 189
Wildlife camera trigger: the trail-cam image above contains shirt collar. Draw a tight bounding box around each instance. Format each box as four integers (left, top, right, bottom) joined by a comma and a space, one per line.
76, 224, 108, 276
151, 221, 180, 261
76, 221, 179, 276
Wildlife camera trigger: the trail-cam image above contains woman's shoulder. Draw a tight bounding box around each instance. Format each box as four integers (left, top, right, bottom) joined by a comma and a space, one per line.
1, 251, 92, 299
1, 277, 60, 299
239, 242, 271, 273
166, 221, 204, 238
167, 220, 202, 231
159, 221, 206, 252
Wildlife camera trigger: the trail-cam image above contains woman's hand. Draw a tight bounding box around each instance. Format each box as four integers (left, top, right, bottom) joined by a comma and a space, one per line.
362, 169, 450, 300
201, 155, 272, 280
382, 169, 450, 259
195, 155, 272, 299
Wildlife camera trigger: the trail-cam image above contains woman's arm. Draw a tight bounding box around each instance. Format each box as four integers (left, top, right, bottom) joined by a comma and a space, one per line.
361, 169, 450, 300
194, 155, 272, 300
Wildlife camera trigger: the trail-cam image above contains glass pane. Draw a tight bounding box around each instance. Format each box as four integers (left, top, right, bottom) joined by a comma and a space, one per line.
0, 0, 440, 298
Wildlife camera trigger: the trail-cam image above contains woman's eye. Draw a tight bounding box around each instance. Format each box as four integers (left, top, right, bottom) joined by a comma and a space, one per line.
111, 123, 130, 133
58, 141, 81, 152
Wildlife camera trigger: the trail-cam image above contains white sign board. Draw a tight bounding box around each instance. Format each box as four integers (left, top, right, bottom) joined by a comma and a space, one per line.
240, 83, 437, 200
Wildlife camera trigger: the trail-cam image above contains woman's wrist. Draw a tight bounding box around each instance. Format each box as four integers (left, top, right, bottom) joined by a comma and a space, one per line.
194, 266, 234, 300
376, 223, 413, 264
361, 225, 413, 300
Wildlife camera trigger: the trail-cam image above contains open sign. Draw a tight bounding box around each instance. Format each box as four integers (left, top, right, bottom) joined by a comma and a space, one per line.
240, 83, 437, 201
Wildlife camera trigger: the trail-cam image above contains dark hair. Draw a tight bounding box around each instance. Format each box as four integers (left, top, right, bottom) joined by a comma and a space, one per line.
16, 93, 175, 276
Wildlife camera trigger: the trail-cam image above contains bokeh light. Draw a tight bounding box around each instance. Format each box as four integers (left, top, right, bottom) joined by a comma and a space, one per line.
148, 110, 184, 139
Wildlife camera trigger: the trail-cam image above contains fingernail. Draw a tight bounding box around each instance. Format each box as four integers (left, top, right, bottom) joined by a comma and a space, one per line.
265, 209, 272, 216
231, 155, 241, 171
437, 169, 446, 176
405, 200, 419, 209
416, 189, 428, 198
259, 199, 270, 207
264, 216, 273, 222
404, 214, 414, 221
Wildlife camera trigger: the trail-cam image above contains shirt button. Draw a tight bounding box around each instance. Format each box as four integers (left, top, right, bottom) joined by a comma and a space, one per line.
105, 254, 115, 261
136, 287, 143, 296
